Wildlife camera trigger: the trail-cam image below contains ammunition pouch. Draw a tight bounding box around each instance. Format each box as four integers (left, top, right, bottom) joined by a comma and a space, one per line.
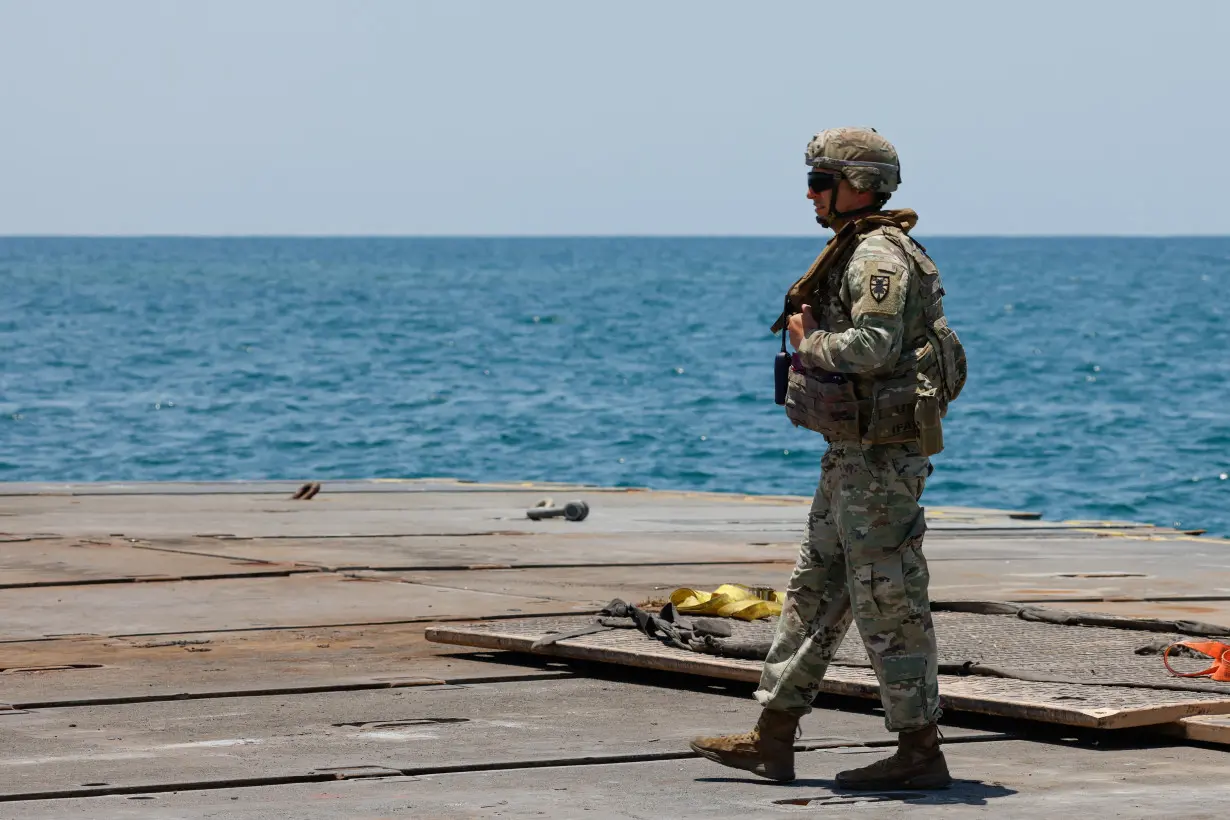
911, 342, 946, 456
926, 315, 967, 407
914, 388, 944, 457
865, 374, 922, 445
785, 366, 945, 456
784, 368, 862, 441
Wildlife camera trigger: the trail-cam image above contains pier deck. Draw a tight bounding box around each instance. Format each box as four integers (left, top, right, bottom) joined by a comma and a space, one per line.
1, 479, 1228, 817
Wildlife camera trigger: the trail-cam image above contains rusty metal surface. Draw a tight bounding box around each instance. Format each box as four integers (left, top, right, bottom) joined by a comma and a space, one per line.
0, 536, 302, 587
0, 624, 571, 706
95, 532, 1230, 608
0, 479, 648, 497
0, 574, 590, 640
920, 534, 1230, 603
0, 678, 998, 799
0, 488, 1161, 541
1044, 599, 1230, 627
9, 739, 1226, 820
348, 555, 1230, 610
847, 611, 1218, 683
358, 564, 793, 607
0, 477, 1227, 814
427, 614, 1230, 729
923, 533, 1230, 562
0, 489, 812, 539
83, 529, 1229, 587
606, 609, 1219, 687
128, 531, 801, 570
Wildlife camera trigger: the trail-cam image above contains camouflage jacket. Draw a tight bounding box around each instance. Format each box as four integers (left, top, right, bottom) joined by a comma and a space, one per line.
795, 227, 929, 383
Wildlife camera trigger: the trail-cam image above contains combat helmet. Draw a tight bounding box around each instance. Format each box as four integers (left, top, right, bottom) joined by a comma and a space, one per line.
805, 127, 901, 195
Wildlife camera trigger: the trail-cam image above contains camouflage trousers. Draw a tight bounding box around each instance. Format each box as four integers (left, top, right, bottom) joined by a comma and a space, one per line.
754, 440, 941, 732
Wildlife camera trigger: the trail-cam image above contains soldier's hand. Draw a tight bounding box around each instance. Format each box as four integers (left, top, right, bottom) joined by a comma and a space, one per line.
787, 305, 819, 350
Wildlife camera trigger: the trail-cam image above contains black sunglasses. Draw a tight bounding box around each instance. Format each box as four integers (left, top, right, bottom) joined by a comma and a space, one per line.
807, 170, 840, 194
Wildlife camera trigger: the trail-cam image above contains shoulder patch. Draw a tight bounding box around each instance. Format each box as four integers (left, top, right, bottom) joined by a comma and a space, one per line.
852, 258, 907, 318
870, 273, 892, 302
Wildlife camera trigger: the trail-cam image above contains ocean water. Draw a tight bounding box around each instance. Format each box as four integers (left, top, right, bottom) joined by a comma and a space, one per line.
1, 237, 1228, 535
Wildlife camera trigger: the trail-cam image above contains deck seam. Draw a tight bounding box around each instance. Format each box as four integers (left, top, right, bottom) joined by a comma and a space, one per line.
0, 734, 1012, 803
4, 670, 577, 711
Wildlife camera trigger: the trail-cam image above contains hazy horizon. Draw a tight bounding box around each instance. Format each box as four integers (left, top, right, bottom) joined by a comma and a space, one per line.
3, 1, 1227, 237
5, 234, 1230, 239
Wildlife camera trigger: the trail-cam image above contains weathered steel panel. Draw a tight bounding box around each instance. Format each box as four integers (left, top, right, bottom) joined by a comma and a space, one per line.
129, 532, 801, 570
1036, 599, 1230, 626
0, 477, 1226, 814
8, 740, 1230, 819
0, 536, 301, 587
0, 624, 572, 707
0, 574, 589, 640
0, 489, 1159, 540
0, 679, 997, 799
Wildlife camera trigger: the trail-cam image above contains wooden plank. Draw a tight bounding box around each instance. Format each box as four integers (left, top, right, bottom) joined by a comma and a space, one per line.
1161, 715, 1230, 745
427, 615, 1230, 730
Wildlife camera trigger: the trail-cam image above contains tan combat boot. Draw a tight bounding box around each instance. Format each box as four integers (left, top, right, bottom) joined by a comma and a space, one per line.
689, 708, 799, 782
835, 723, 951, 790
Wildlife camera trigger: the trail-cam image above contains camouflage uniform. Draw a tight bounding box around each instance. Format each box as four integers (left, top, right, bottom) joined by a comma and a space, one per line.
691, 127, 959, 789
756, 227, 942, 731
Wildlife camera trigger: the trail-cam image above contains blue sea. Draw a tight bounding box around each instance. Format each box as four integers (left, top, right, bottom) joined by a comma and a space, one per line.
1, 237, 1228, 536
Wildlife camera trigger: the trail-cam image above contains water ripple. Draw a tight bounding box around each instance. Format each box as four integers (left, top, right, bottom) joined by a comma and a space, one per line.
0, 236, 1227, 535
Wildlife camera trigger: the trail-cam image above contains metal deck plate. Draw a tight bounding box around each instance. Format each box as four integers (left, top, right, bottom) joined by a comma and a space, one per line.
427, 612, 1230, 729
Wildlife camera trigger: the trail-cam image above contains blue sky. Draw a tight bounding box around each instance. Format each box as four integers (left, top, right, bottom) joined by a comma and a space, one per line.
1, 1, 1226, 235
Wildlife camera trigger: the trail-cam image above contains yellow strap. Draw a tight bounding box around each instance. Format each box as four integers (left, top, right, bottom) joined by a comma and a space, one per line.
669, 584, 785, 621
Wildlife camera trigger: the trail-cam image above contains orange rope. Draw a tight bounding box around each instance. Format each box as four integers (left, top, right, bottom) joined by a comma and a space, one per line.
1163, 641, 1230, 682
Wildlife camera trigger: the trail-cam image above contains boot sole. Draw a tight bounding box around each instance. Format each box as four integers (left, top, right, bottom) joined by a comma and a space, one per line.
688, 742, 796, 783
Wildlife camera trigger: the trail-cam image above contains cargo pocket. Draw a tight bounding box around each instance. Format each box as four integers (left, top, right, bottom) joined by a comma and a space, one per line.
899, 542, 932, 603
893, 451, 931, 481
851, 551, 914, 624
893, 452, 932, 503
879, 653, 931, 730
844, 499, 927, 569
881, 653, 928, 686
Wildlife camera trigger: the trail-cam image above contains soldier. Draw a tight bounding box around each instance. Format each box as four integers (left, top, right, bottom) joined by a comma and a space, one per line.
690, 127, 966, 790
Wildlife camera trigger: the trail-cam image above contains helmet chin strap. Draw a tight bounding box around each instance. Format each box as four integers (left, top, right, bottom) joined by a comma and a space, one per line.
817, 177, 879, 228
